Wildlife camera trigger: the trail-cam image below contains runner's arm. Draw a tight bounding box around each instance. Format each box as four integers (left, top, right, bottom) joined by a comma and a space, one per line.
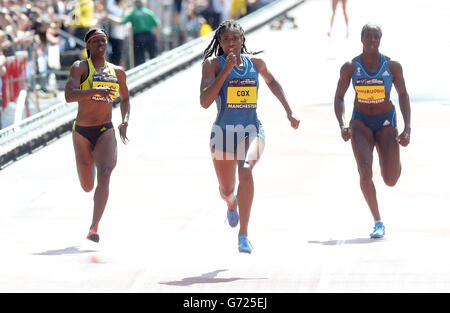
334, 62, 353, 141
200, 57, 231, 109
64, 61, 115, 103
390, 61, 411, 146
252, 57, 293, 116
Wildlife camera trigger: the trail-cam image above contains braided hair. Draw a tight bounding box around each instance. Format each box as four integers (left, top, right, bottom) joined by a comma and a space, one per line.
84, 28, 108, 58
202, 20, 261, 62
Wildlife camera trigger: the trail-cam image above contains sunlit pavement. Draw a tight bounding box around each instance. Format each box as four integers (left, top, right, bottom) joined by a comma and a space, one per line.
0, 0, 449, 292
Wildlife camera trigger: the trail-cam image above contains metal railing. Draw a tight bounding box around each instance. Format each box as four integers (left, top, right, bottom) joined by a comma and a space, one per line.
0, 0, 306, 169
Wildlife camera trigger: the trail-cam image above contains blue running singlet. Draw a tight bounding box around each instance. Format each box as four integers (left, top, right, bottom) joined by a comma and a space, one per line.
351, 54, 393, 105
351, 54, 396, 132
210, 55, 265, 153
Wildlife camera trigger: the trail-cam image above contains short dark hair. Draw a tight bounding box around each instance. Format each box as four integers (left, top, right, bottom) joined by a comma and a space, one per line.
361, 23, 382, 38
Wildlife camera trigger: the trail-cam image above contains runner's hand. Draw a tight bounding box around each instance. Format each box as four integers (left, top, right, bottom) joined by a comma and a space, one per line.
94, 86, 116, 103
287, 113, 300, 129
341, 126, 352, 142
224, 52, 237, 73
396, 128, 410, 147
118, 122, 129, 144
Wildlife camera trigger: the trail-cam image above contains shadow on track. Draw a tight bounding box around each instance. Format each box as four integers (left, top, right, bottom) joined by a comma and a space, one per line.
159, 269, 267, 286
33, 246, 97, 255
308, 238, 386, 245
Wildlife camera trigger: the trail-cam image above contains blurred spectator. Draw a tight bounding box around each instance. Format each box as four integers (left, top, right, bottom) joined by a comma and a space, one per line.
171, 0, 185, 47
49, 0, 67, 18
246, 0, 259, 15
184, 5, 206, 42
106, 0, 160, 67
209, 0, 222, 29
32, 18, 52, 92
0, 51, 4, 124
71, 0, 97, 41
47, 21, 62, 71
327, 0, 349, 39
221, 0, 232, 22
200, 21, 213, 37
106, 0, 129, 67
0, 51, 5, 106
0, 53, 5, 77
0, 29, 15, 57
0, 11, 17, 57
231, 0, 246, 20
173, 0, 183, 28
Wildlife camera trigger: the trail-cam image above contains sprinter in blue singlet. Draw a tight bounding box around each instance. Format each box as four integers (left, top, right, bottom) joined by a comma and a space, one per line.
200, 20, 300, 254
334, 23, 411, 239
210, 52, 264, 155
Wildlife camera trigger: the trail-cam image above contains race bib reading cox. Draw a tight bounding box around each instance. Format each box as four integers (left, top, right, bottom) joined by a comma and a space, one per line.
92, 74, 119, 100
355, 78, 386, 104
227, 78, 257, 109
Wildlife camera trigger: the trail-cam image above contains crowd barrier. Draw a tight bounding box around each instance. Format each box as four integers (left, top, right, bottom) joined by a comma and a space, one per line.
1, 52, 28, 112
0, 0, 306, 169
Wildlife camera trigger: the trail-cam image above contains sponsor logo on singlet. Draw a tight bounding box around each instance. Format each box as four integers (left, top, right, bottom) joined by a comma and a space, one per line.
227, 78, 257, 109
354, 78, 386, 104
92, 74, 119, 101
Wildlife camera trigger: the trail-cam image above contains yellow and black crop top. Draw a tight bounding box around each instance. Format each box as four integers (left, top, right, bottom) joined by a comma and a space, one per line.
80, 58, 119, 101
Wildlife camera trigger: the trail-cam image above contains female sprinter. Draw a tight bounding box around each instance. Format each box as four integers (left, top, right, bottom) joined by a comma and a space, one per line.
200, 20, 300, 253
334, 23, 411, 238
65, 28, 130, 242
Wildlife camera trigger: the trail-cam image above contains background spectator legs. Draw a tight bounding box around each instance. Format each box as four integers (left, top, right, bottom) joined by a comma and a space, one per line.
108, 37, 124, 66
133, 32, 157, 66
73, 27, 91, 41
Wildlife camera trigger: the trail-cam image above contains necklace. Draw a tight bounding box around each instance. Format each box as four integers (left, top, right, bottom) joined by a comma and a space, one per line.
95, 64, 107, 73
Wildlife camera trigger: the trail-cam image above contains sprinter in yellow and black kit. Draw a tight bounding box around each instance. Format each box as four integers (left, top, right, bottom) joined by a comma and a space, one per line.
65, 28, 130, 243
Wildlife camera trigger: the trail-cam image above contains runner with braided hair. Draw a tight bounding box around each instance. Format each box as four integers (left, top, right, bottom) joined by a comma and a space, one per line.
202, 20, 255, 60
200, 20, 300, 253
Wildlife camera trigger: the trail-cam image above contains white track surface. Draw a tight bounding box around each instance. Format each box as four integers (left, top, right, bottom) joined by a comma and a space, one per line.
1, 0, 450, 293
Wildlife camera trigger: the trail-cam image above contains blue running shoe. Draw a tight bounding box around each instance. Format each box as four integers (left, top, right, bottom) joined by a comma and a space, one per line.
238, 234, 253, 253
370, 221, 385, 238
227, 195, 239, 228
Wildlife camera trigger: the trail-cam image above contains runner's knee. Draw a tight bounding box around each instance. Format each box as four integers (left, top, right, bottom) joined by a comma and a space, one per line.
96, 166, 114, 186
219, 185, 234, 198
358, 163, 373, 182
382, 169, 401, 187
238, 166, 253, 183
383, 176, 398, 187
80, 181, 94, 193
